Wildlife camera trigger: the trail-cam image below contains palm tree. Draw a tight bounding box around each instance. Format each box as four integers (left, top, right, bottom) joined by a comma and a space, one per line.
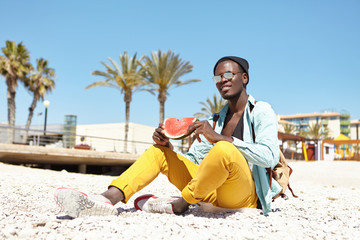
143, 50, 200, 123
322, 126, 332, 140
282, 123, 297, 151
283, 123, 296, 134
194, 94, 226, 119
86, 52, 148, 153
298, 129, 308, 138
307, 121, 330, 139
23, 58, 55, 142
0, 41, 31, 143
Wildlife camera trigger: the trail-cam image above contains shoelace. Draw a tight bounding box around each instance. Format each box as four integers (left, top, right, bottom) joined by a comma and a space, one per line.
149, 200, 173, 213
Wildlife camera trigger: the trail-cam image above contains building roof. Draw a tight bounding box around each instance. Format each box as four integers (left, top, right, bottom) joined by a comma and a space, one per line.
278, 119, 294, 125
350, 120, 360, 125
280, 112, 340, 120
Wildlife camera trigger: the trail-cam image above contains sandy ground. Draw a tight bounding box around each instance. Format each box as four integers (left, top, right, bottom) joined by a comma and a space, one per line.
0, 160, 359, 240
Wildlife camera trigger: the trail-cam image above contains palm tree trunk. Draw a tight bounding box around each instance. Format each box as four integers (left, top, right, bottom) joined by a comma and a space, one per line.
124, 100, 130, 153
160, 101, 165, 124
158, 90, 167, 124
7, 87, 16, 144
123, 91, 132, 153
23, 96, 38, 143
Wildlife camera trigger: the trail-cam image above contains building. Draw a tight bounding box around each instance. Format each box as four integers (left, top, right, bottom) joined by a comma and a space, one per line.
323, 142, 335, 161
0, 121, 156, 155
339, 113, 351, 136
0, 122, 64, 145
279, 112, 352, 139
76, 122, 154, 154
350, 120, 360, 140
277, 118, 296, 134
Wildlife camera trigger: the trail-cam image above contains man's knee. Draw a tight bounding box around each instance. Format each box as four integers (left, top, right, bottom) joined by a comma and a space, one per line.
213, 141, 237, 154
210, 141, 245, 163
150, 144, 171, 154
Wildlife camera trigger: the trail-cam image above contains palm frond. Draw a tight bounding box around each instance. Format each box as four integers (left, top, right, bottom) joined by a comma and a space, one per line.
109, 57, 123, 77
22, 57, 56, 102
85, 80, 118, 90
283, 123, 296, 134
307, 121, 330, 139
194, 94, 226, 119
1, 40, 31, 84
92, 70, 112, 79
143, 49, 200, 92
87, 51, 147, 95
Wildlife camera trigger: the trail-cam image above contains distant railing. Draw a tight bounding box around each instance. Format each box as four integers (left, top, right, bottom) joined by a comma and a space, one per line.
340, 128, 350, 134
340, 120, 350, 126
0, 125, 187, 154
321, 120, 328, 125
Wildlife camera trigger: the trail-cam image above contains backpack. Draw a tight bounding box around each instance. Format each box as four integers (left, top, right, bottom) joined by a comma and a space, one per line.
250, 101, 298, 200
267, 151, 297, 199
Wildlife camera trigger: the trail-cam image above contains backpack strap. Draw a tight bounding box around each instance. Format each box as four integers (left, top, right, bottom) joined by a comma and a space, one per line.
250, 100, 258, 143
286, 165, 298, 198
249, 101, 257, 113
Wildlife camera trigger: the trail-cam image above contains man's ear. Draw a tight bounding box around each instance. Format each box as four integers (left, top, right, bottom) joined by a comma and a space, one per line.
242, 73, 249, 85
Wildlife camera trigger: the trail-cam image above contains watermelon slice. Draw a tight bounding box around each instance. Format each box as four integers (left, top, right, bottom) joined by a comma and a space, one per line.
163, 117, 198, 140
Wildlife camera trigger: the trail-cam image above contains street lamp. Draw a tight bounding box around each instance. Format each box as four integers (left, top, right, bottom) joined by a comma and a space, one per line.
43, 100, 50, 142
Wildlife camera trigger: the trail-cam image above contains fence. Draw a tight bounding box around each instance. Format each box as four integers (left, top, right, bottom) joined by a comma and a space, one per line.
0, 125, 155, 154
0, 125, 188, 154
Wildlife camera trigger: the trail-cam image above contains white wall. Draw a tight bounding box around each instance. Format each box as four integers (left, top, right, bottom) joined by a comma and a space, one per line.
323, 143, 335, 161
327, 118, 340, 138
350, 122, 359, 140
76, 122, 155, 154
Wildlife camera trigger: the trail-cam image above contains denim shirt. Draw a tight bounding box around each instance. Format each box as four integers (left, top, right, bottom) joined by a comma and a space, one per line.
184, 95, 281, 214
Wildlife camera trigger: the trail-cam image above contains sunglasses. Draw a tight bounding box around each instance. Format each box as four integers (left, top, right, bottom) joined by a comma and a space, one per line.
212, 71, 241, 83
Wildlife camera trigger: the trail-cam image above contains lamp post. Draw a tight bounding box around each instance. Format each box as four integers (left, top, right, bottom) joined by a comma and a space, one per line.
43, 100, 50, 145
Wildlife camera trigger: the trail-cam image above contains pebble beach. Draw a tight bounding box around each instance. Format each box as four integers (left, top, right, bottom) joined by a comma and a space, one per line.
1, 161, 359, 240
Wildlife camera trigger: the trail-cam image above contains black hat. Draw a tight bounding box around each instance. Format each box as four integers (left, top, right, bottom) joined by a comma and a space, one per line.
213, 56, 249, 83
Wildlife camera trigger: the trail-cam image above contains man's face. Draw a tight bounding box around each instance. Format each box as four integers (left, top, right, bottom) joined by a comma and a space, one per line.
214, 60, 248, 100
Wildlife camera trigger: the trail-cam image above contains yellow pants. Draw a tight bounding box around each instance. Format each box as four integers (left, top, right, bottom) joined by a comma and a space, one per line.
110, 141, 257, 209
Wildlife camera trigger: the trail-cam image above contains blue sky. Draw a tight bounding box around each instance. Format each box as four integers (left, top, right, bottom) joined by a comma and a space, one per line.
1, 0, 359, 128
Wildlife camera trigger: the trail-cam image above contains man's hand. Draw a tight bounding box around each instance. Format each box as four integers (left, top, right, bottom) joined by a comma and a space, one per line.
187, 120, 233, 143
152, 123, 174, 150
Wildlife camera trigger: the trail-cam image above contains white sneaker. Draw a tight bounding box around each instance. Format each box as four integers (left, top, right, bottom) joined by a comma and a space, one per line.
134, 194, 174, 214
54, 187, 119, 218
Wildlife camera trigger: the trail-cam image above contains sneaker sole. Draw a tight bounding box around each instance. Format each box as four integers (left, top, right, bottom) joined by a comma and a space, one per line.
54, 187, 118, 218
134, 194, 157, 211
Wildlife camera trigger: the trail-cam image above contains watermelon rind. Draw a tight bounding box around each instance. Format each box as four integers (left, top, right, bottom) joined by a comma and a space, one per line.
163, 117, 198, 140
